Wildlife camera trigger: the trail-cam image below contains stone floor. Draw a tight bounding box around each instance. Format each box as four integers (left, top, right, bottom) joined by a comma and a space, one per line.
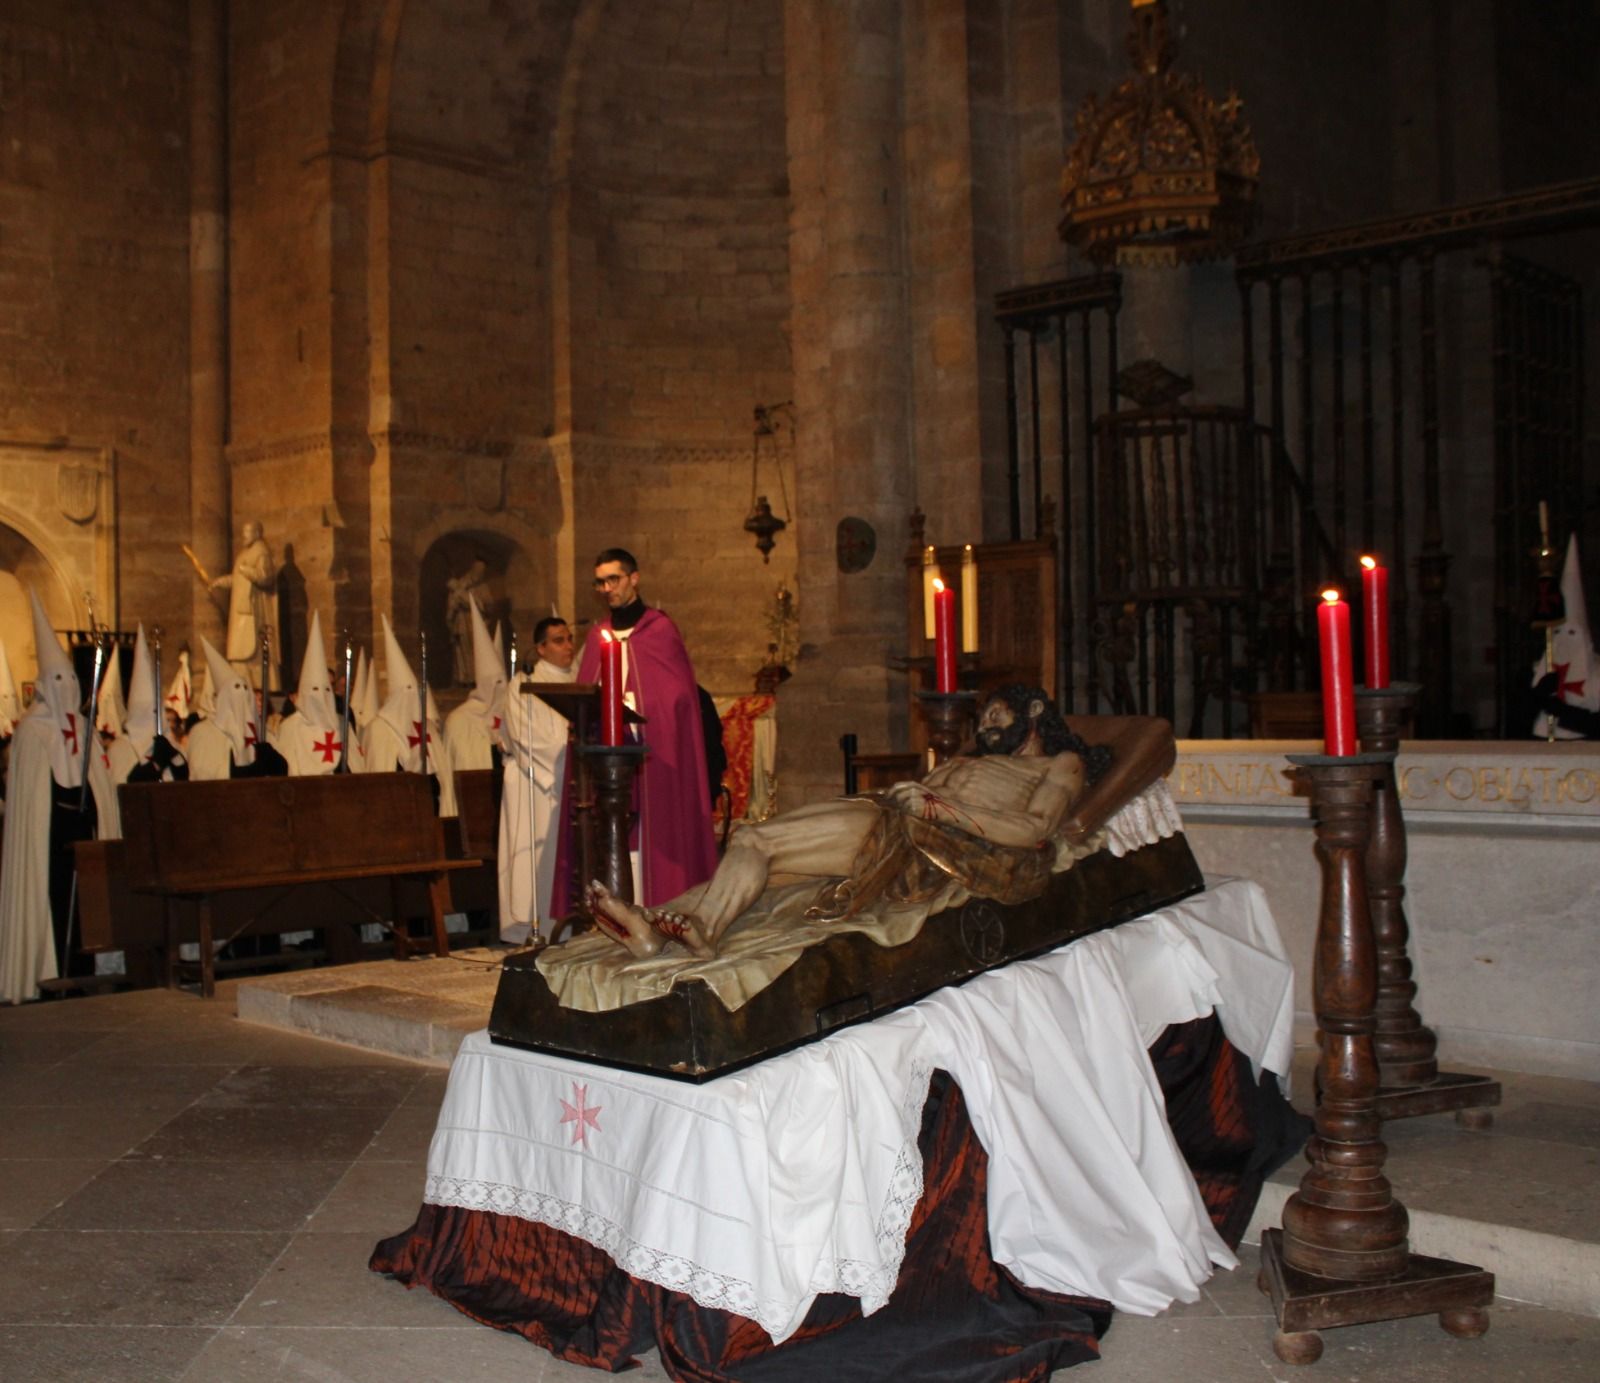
1, 977, 1596, 1382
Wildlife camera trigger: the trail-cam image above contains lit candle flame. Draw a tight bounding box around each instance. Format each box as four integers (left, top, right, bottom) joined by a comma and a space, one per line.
1359, 555, 1377, 571
933, 577, 946, 593
1321, 588, 1342, 604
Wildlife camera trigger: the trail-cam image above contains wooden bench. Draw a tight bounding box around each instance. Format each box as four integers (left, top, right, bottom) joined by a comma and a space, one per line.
101, 773, 481, 998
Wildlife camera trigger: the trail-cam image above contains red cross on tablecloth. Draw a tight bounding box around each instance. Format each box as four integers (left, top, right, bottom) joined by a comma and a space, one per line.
559, 1081, 602, 1148
314, 730, 341, 763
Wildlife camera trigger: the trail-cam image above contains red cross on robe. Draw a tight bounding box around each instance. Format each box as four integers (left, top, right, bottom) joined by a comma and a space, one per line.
407, 720, 432, 749
244, 721, 258, 749
1553, 661, 1587, 701
313, 730, 341, 763
61, 712, 78, 755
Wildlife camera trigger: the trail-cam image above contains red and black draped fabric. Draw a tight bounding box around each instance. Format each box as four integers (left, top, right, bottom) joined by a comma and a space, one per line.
371, 1014, 1308, 1382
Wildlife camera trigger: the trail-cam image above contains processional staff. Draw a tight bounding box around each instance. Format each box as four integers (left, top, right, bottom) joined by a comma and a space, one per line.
64, 617, 109, 969
418, 629, 429, 776
259, 625, 273, 723
338, 628, 354, 774
150, 624, 165, 744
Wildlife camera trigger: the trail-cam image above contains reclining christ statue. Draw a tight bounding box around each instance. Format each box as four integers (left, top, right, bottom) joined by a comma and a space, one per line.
585, 684, 1113, 964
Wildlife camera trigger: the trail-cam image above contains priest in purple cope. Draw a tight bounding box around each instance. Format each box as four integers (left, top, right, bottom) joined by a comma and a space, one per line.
553, 548, 718, 911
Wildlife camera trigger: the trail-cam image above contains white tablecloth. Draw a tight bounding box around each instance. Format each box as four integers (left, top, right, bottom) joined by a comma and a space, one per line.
423, 875, 1294, 1343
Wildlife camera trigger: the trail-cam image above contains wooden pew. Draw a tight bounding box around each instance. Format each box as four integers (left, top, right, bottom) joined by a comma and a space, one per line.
439, 767, 500, 935
95, 773, 481, 998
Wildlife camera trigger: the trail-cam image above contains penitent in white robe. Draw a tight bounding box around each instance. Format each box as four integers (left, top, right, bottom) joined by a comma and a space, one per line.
498, 672, 572, 943
0, 711, 120, 1004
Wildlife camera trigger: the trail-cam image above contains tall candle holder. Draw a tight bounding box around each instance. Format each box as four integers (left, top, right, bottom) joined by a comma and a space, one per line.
1258, 752, 1492, 1364
1357, 685, 1501, 1127
914, 689, 978, 766
576, 743, 647, 906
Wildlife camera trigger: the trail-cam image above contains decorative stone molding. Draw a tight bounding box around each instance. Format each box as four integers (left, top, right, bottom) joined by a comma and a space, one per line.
1171, 740, 1600, 826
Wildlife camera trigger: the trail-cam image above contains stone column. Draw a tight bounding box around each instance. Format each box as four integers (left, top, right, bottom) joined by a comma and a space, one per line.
777, 0, 914, 807
189, 0, 230, 646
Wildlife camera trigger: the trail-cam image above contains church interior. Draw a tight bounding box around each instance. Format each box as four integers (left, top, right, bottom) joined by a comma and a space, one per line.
2, 0, 1598, 1379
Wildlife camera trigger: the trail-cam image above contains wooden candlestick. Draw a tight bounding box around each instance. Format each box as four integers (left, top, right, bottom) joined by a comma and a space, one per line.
576, 743, 647, 906
915, 689, 978, 766
1357, 685, 1501, 1127
1259, 752, 1493, 1365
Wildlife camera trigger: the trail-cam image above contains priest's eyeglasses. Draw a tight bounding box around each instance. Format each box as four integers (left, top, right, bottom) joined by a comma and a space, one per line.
593, 574, 630, 589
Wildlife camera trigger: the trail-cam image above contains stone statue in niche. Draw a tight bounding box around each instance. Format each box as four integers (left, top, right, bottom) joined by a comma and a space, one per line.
445, 558, 489, 685
207, 521, 279, 690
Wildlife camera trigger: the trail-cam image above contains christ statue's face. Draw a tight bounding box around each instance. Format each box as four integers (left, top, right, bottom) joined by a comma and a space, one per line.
592, 560, 640, 610
975, 695, 1034, 756
242, 522, 261, 545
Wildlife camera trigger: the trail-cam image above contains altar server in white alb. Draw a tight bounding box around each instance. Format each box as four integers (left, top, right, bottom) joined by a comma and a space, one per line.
0, 636, 22, 738
499, 623, 577, 944
356, 615, 456, 815
272, 612, 345, 775
186, 636, 274, 779
0, 590, 121, 1004
443, 601, 507, 775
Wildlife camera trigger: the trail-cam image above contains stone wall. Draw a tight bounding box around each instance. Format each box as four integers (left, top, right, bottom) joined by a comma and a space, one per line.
0, 0, 192, 653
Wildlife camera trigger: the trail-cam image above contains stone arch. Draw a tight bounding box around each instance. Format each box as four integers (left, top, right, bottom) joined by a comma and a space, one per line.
0, 517, 80, 686
417, 526, 536, 689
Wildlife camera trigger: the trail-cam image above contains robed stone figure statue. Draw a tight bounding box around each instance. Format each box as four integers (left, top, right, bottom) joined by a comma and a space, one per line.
210, 520, 279, 690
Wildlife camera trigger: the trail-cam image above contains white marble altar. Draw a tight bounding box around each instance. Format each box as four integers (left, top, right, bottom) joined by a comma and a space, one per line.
1171, 740, 1600, 1079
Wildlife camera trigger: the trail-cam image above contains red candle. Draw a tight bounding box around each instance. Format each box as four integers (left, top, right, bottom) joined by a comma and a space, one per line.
1360, 555, 1390, 689
1317, 588, 1356, 756
599, 631, 624, 746
933, 578, 958, 693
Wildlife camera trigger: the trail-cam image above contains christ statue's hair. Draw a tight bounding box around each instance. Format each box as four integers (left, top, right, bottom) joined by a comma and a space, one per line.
987, 683, 1112, 782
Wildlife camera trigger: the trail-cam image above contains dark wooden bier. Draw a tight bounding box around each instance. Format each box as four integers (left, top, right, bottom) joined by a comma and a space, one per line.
490, 830, 1203, 1081
80, 773, 481, 998
491, 714, 1198, 1081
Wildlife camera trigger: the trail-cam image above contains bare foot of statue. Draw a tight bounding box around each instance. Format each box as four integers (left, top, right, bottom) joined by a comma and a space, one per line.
585, 881, 663, 959
585, 882, 716, 960
647, 907, 716, 960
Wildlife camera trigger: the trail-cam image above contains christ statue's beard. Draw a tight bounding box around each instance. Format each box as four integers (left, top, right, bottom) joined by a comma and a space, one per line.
976, 719, 1029, 756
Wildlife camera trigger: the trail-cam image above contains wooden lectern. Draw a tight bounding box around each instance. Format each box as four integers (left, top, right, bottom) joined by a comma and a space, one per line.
520, 682, 645, 929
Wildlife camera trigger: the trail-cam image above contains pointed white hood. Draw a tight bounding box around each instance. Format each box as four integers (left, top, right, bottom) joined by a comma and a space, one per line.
200, 635, 257, 764
0, 638, 21, 737
95, 649, 127, 740
122, 624, 159, 757
294, 612, 339, 733
351, 647, 370, 729
377, 616, 442, 772
1535, 533, 1599, 738
464, 599, 508, 739
26, 588, 86, 785
165, 648, 192, 721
